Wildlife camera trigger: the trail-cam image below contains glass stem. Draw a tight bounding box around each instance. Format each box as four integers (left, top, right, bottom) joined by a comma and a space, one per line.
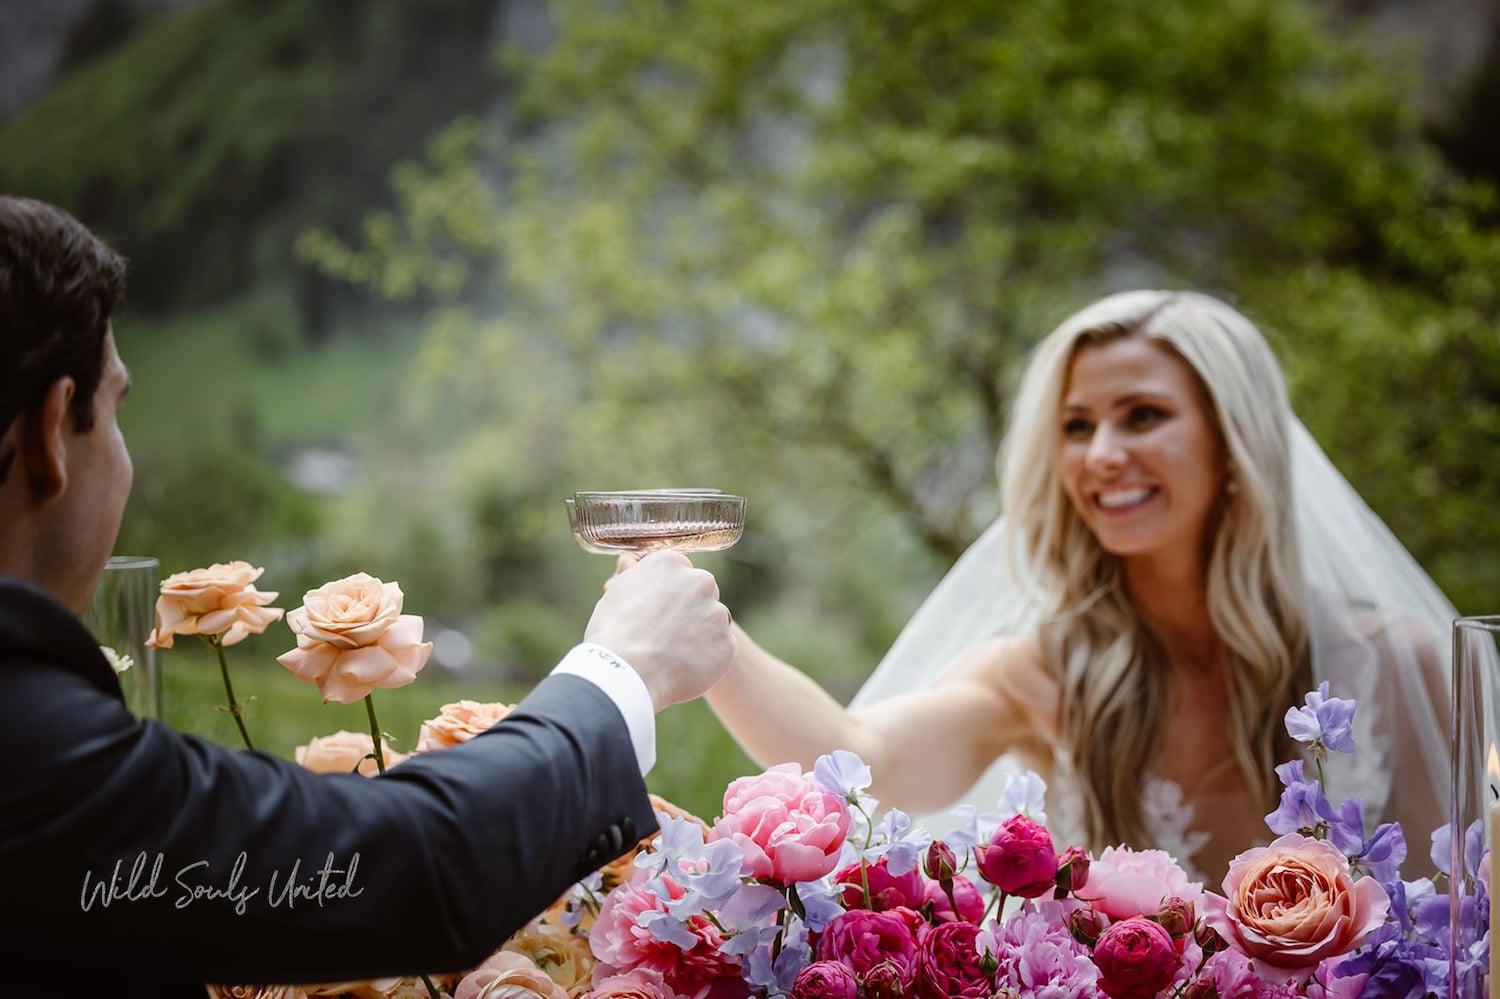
208, 635, 254, 751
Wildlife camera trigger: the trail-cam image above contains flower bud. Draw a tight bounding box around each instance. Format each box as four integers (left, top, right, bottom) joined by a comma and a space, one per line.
1067, 905, 1109, 947
1053, 845, 1091, 895
924, 840, 959, 882
1153, 895, 1195, 938
1194, 921, 1226, 956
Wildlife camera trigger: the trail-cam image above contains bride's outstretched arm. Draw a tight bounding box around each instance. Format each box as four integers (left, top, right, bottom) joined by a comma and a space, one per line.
705, 623, 1056, 814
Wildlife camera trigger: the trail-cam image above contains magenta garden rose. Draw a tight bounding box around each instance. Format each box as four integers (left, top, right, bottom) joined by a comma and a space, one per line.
975, 812, 1058, 897
833, 856, 925, 912
787, 962, 857, 999
813, 908, 920, 988
913, 919, 990, 998
1092, 916, 1181, 999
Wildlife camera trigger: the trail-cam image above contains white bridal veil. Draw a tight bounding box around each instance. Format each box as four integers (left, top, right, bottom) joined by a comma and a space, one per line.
850, 419, 1458, 845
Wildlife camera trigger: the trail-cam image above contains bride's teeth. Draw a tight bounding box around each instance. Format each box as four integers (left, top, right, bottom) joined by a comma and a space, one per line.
1098, 488, 1151, 510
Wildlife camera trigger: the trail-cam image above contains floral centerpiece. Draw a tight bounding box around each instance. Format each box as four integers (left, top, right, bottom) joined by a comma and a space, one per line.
150, 563, 1489, 999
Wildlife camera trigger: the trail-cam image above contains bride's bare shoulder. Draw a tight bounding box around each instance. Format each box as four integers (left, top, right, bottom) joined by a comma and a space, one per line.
942, 632, 1057, 701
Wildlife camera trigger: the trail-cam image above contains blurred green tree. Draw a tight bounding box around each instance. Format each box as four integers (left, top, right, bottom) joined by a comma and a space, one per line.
306, 0, 1499, 634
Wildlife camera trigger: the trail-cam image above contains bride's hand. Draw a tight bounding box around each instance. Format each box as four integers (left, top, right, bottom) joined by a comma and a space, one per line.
612, 553, 641, 578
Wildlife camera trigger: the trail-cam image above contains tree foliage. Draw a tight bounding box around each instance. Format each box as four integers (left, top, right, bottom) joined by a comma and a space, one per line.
310, 0, 1499, 620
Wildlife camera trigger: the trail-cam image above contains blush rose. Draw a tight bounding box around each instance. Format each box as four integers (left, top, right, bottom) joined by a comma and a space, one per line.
276, 573, 433, 704
1201, 833, 1390, 975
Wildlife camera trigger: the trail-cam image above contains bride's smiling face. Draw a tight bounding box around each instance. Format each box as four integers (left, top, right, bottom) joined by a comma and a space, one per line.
1057, 336, 1226, 562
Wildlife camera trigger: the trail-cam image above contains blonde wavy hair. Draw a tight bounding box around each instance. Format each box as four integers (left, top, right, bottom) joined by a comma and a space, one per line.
999, 290, 1311, 850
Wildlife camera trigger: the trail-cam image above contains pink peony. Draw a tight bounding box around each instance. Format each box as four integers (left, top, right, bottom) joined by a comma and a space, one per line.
276, 573, 433, 704
976, 813, 1058, 897
1192, 948, 1303, 998
914, 919, 992, 998
590, 874, 740, 997
834, 856, 926, 911
787, 961, 858, 999
985, 899, 1100, 995
709, 763, 851, 886
1085, 845, 1203, 921
813, 908, 921, 987
1093, 916, 1180, 999
1201, 833, 1389, 976
924, 874, 986, 924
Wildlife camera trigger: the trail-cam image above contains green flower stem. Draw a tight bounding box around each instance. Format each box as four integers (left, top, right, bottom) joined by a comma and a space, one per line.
364, 694, 387, 774
205, 634, 254, 751
360, 694, 434, 996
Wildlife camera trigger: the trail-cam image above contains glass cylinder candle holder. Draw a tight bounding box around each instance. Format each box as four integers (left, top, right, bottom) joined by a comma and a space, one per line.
84, 555, 163, 720
1451, 616, 1500, 998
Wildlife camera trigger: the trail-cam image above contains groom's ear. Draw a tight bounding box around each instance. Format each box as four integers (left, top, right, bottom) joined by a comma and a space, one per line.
16, 377, 77, 503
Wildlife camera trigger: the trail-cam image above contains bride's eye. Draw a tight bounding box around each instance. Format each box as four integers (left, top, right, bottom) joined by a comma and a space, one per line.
1126, 405, 1167, 429
1061, 417, 1093, 438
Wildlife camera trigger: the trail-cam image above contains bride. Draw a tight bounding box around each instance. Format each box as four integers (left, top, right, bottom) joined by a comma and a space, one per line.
701, 289, 1455, 884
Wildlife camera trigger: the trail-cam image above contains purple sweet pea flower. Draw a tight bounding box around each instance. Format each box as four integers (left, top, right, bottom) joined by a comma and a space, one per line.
814, 749, 873, 802
1265, 772, 1338, 836
1354, 821, 1406, 884
1430, 819, 1486, 879
1284, 681, 1357, 752
1326, 796, 1366, 856
1330, 923, 1430, 999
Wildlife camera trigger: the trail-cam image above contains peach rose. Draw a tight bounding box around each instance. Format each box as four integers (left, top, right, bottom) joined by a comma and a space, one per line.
206, 987, 309, 999
1202, 833, 1390, 977
294, 730, 408, 776
147, 561, 284, 649
586, 974, 675, 998
416, 700, 516, 752
276, 573, 433, 704
347, 980, 440, 999
455, 951, 568, 999
501, 920, 594, 996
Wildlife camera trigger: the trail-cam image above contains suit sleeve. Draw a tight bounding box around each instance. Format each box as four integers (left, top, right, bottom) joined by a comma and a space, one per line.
1, 663, 658, 984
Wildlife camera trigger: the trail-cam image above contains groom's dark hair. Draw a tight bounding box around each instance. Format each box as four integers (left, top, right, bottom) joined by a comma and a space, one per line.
0, 195, 126, 483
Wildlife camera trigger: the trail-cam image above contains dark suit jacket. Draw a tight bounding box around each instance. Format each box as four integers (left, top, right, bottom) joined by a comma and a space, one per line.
0, 577, 658, 996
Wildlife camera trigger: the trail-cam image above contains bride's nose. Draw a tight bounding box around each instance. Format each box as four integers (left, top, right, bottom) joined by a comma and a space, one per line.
1084, 424, 1128, 474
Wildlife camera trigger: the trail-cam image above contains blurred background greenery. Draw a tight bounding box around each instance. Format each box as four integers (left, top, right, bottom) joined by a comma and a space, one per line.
5, 0, 1497, 819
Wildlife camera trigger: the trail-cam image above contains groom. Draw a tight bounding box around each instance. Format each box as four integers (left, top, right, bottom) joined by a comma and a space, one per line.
0, 195, 736, 995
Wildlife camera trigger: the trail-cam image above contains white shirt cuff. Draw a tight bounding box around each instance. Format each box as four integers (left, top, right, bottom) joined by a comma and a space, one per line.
550, 643, 657, 776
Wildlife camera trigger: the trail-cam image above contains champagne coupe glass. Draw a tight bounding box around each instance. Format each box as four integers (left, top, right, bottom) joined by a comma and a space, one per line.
567, 490, 745, 555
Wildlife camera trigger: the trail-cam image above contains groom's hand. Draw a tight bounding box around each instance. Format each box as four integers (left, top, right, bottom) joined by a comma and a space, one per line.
584, 550, 734, 711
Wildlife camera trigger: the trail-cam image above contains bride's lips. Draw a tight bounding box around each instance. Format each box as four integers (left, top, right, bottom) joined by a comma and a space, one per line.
1094, 485, 1157, 513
